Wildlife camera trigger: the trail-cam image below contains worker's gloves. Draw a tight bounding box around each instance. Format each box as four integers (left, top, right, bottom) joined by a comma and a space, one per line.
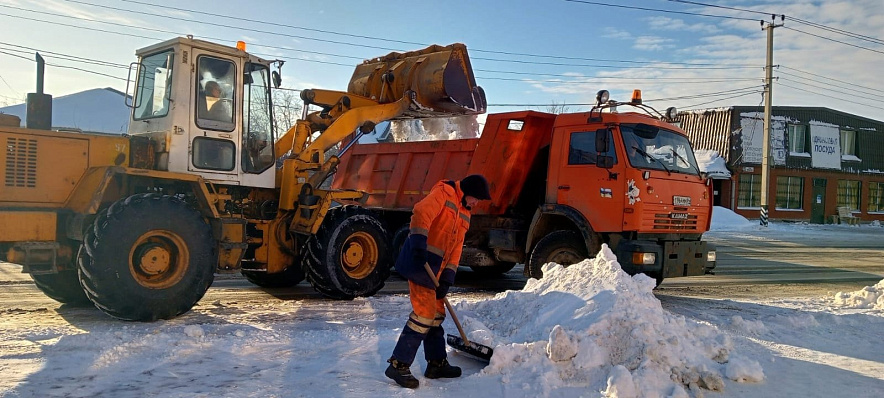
436, 280, 451, 300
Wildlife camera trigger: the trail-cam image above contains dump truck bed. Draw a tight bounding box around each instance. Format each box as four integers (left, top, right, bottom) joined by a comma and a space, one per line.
332, 111, 557, 215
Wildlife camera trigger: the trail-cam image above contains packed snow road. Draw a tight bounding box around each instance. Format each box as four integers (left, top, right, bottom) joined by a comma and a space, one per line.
1, 215, 883, 397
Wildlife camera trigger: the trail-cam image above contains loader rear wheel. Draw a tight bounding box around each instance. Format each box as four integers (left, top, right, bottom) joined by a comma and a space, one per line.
78, 194, 215, 321
242, 266, 305, 288
303, 206, 391, 299
527, 230, 591, 279
31, 270, 90, 305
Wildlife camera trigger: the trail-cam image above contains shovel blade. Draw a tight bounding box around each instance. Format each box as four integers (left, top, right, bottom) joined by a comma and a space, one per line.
446, 334, 493, 363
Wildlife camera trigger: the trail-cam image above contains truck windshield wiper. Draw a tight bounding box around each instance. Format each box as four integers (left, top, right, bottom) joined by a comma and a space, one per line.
632, 145, 671, 175
670, 149, 701, 178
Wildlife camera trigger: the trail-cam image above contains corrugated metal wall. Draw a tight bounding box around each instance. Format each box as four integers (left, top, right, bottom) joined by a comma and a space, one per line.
676, 109, 733, 160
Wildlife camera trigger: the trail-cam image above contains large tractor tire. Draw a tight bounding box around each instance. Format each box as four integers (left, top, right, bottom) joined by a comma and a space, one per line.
78, 194, 215, 321
242, 266, 304, 288
526, 230, 593, 279
31, 270, 90, 305
303, 206, 391, 299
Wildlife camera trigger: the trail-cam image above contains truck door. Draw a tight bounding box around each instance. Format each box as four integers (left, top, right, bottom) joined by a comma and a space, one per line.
551, 127, 624, 232
189, 51, 239, 175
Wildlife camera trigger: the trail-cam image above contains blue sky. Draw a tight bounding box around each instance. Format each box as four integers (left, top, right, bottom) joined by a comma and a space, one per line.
0, 0, 882, 120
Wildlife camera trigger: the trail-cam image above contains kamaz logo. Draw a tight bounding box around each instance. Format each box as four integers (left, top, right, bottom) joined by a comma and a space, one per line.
670, 213, 689, 220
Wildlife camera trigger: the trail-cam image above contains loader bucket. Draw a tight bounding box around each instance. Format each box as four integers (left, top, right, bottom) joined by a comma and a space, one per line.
347, 43, 486, 117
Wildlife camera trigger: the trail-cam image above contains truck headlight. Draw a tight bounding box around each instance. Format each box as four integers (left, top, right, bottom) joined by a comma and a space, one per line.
632, 252, 656, 265
707, 250, 717, 262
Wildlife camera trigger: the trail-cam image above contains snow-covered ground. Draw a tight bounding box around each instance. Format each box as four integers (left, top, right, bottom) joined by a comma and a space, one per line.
1, 208, 882, 397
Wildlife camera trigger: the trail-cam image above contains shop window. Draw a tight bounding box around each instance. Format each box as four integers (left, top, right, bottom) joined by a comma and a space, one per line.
837, 179, 861, 211
775, 176, 804, 210
869, 182, 884, 213
738, 174, 761, 208
840, 129, 856, 156
787, 124, 806, 154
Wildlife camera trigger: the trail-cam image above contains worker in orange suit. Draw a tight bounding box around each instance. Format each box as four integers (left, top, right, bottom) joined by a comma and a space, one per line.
385, 174, 492, 389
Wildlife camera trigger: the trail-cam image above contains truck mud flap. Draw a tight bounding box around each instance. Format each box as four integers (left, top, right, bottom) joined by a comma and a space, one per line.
662, 241, 709, 278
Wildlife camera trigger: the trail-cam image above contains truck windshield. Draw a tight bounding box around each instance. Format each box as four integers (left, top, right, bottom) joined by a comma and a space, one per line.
621, 124, 700, 175
133, 50, 173, 120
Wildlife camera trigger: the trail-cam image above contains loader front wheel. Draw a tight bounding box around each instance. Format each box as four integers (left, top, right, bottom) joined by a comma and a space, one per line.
31, 270, 90, 305
526, 230, 591, 279
303, 206, 391, 299
78, 194, 215, 321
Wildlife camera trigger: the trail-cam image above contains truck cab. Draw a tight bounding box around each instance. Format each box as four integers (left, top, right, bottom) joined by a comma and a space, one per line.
127, 37, 279, 188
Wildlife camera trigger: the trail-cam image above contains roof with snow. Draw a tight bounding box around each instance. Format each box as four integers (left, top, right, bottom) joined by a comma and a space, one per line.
0, 88, 130, 135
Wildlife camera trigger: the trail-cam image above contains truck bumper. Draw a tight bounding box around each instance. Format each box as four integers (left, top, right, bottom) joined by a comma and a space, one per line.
615, 240, 715, 278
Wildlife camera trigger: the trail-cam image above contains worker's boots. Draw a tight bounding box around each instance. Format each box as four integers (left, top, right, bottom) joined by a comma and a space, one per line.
385, 358, 419, 389
424, 358, 462, 379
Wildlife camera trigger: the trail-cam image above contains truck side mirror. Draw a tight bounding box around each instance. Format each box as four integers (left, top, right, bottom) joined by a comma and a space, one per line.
595, 129, 609, 152
596, 155, 614, 169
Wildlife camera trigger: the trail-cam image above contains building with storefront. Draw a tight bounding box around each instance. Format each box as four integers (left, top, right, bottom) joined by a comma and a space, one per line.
678, 106, 884, 223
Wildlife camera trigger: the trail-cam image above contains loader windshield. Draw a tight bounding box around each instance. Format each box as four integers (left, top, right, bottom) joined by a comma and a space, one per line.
133, 50, 173, 120
621, 124, 700, 176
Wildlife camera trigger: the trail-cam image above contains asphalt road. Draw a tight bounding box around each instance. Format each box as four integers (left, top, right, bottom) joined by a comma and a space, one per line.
2, 224, 882, 311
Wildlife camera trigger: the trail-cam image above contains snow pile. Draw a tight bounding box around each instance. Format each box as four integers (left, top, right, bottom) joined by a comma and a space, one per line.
710, 206, 756, 231
390, 115, 479, 142
456, 245, 762, 396
833, 279, 884, 309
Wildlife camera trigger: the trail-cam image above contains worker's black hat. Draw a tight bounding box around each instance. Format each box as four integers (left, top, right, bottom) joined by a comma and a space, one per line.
460, 174, 492, 200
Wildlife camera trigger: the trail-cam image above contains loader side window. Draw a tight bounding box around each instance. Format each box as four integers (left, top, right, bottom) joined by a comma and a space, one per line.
133, 50, 173, 120
242, 63, 275, 173
196, 56, 236, 132
192, 137, 235, 171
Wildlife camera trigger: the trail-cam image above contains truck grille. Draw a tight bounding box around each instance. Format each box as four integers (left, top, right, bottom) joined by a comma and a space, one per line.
5, 137, 38, 188
652, 206, 699, 231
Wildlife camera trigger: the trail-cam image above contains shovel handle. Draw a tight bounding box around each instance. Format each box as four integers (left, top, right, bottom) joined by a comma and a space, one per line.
423, 263, 471, 346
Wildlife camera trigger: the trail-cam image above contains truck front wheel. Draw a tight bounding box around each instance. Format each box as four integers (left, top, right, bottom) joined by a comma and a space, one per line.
78, 194, 215, 321
303, 206, 391, 299
527, 230, 590, 279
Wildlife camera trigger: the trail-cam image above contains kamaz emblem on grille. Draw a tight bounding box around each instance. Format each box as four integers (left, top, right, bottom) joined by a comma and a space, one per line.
670, 213, 689, 220
673, 195, 691, 206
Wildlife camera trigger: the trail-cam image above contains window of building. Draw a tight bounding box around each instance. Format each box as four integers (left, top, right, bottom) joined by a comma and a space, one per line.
840, 129, 856, 156
787, 124, 806, 154
738, 174, 761, 208
869, 182, 884, 213
837, 179, 861, 211
776, 176, 804, 210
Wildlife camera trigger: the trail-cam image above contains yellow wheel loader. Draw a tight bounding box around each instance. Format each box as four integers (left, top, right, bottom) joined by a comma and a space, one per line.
0, 37, 485, 321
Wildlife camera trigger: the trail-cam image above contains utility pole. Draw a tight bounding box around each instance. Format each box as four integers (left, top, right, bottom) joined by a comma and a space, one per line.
760, 15, 784, 227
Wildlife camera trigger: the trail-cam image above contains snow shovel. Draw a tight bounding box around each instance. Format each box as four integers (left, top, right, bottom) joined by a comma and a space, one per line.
423, 263, 494, 362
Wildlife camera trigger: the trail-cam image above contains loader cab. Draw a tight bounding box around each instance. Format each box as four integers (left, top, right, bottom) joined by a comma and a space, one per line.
128, 37, 278, 188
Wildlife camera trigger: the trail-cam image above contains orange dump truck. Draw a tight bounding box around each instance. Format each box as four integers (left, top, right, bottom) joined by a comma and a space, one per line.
332, 90, 716, 284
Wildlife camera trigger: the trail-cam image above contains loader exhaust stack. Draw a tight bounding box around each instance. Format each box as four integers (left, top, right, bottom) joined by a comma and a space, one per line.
347, 43, 486, 118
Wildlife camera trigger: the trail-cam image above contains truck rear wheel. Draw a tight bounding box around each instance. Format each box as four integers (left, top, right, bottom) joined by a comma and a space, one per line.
527, 230, 590, 279
303, 206, 391, 299
242, 266, 304, 288
31, 270, 90, 305
78, 194, 215, 321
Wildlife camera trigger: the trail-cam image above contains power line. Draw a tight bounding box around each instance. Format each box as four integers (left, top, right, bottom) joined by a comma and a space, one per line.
777, 82, 884, 111
787, 16, 884, 46
783, 26, 884, 55
563, 0, 759, 21
779, 66, 883, 94
682, 90, 762, 109
488, 86, 762, 107
776, 70, 881, 99
0, 73, 20, 96
777, 77, 879, 103
476, 68, 758, 81
0, 50, 127, 81
665, 0, 773, 17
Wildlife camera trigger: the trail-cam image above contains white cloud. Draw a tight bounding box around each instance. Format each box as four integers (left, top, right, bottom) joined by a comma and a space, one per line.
633, 36, 675, 51
645, 16, 720, 33
602, 27, 632, 40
